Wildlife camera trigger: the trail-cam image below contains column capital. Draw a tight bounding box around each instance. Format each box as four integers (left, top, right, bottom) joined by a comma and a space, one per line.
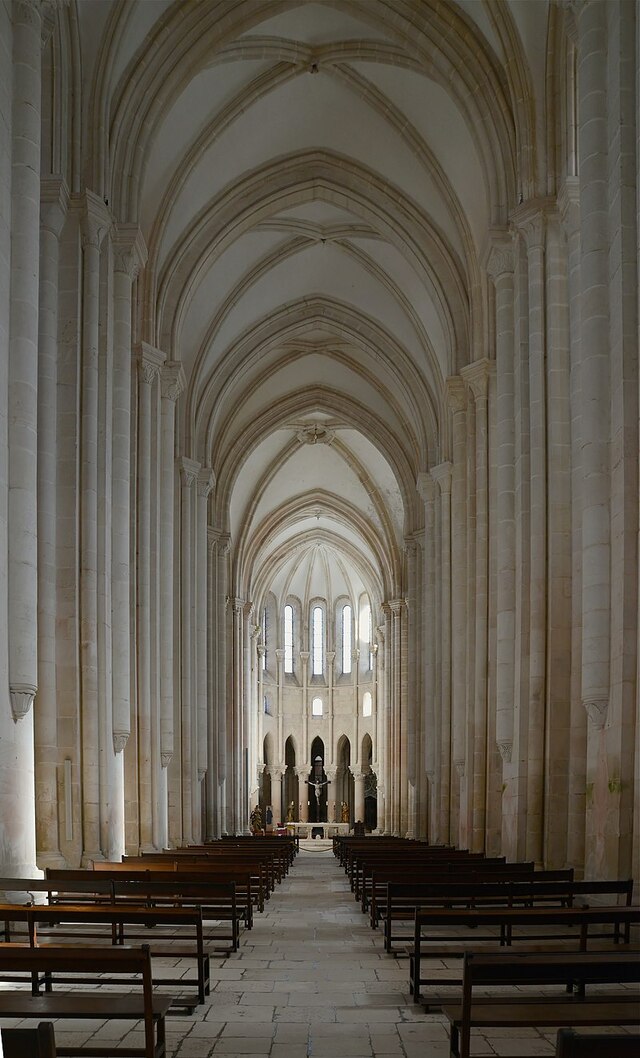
10, 683, 36, 722
79, 190, 111, 251
217, 532, 231, 556
349, 767, 365, 782
416, 471, 435, 504
112, 731, 129, 754
294, 765, 309, 779
40, 176, 69, 237
324, 766, 337, 780
299, 650, 310, 662
485, 231, 515, 281
583, 698, 608, 730
230, 597, 245, 615
257, 644, 266, 658
179, 456, 200, 488
431, 461, 453, 494
274, 649, 285, 662
326, 650, 336, 665
268, 765, 285, 780
161, 361, 186, 402
138, 342, 165, 385
197, 467, 215, 499
497, 740, 513, 764
112, 223, 147, 280
461, 358, 493, 400
445, 375, 467, 414
387, 598, 405, 616
510, 198, 554, 248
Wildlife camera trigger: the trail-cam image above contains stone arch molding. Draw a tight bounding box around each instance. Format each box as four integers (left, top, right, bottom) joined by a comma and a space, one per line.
94, 0, 518, 226
154, 150, 468, 366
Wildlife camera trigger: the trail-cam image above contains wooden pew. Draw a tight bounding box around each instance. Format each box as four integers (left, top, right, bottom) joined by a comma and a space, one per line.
441, 949, 640, 1058
0, 945, 171, 1058
409, 904, 640, 1004
378, 876, 630, 952
555, 1028, 639, 1057
2, 1023, 57, 1058
0, 901, 208, 1010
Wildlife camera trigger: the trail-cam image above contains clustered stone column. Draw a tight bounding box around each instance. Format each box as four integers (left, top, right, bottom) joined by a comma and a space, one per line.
35, 177, 68, 869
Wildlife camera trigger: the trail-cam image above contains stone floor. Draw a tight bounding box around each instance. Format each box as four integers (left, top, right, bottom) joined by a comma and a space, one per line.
1, 846, 638, 1058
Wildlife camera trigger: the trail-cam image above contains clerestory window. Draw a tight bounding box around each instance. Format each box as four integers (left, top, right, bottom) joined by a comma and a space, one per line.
312, 605, 324, 676
341, 604, 352, 674
284, 604, 294, 673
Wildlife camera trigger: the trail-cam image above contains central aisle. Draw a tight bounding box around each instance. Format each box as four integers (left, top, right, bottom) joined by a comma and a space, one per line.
159, 845, 557, 1057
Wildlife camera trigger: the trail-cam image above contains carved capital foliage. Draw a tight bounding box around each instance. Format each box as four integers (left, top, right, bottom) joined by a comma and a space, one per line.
112, 731, 129, 754
416, 471, 435, 505
268, 765, 285, 780
160, 361, 186, 402
79, 190, 111, 251
350, 768, 365, 782
510, 198, 554, 250
461, 358, 492, 400
583, 698, 608, 729
179, 456, 200, 488
112, 224, 147, 280
431, 461, 453, 495
325, 650, 336, 664
217, 532, 231, 556
40, 176, 69, 237
497, 740, 513, 764
197, 467, 215, 500
10, 684, 36, 722
445, 376, 467, 414
485, 233, 515, 282
161, 752, 173, 768
138, 342, 165, 385
388, 598, 404, 616
198, 769, 207, 783
454, 760, 466, 779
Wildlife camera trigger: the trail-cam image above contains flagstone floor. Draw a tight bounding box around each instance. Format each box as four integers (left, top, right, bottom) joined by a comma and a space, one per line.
2, 846, 637, 1058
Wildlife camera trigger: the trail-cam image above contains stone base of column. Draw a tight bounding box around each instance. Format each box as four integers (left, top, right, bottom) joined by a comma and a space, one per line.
81, 850, 105, 867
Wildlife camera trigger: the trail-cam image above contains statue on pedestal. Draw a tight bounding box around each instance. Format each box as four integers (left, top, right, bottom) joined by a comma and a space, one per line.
249, 805, 263, 834
340, 801, 349, 823
286, 800, 295, 823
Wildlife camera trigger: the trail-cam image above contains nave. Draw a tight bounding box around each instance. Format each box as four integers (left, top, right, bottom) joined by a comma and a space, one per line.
3, 846, 634, 1058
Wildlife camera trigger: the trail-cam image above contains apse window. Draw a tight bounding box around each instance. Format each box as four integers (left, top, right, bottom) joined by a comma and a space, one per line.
284, 604, 294, 673
312, 696, 323, 717
312, 605, 324, 675
363, 691, 372, 717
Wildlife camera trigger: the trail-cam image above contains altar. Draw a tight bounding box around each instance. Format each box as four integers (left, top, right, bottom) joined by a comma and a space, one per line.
286, 822, 351, 839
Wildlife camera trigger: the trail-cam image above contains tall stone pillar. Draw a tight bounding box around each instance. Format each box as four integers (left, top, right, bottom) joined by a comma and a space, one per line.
158, 363, 185, 792
577, 0, 611, 735
35, 176, 69, 869
231, 597, 245, 833
417, 473, 436, 840
445, 378, 467, 845
324, 765, 338, 822
111, 228, 146, 854
461, 359, 492, 852
558, 178, 587, 872
432, 463, 452, 842
486, 242, 516, 773
79, 192, 111, 863
268, 765, 284, 827
351, 768, 366, 825
511, 204, 550, 865
404, 538, 419, 838
295, 766, 309, 822
8, 0, 43, 733
196, 469, 214, 835
179, 457, 199, 844
374, 625, 387, 834
388, 599, 405, 835
137, 345, 164, 850
215, 534, 230, 835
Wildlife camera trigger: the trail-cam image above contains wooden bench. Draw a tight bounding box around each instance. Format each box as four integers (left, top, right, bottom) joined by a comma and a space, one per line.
441, 949, 640, 1058
379, 877, 631, 952
555, 1028, 639, 1057
0, 901, 208, 1010
48, 865, 255, 938
409, 904, 640, 1004
0, 945, 171, 1058
2, 1022, 57, 1058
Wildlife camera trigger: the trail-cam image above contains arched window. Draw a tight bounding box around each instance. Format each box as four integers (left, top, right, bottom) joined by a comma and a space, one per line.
341, 604, 352, 674
362, 691, 372, 717
284, 604, 294, 673
312, 696, 323, 717
312, 605, 324, 675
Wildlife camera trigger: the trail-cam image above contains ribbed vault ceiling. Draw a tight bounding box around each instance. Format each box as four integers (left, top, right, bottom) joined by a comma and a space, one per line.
79, 0, 548, 608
